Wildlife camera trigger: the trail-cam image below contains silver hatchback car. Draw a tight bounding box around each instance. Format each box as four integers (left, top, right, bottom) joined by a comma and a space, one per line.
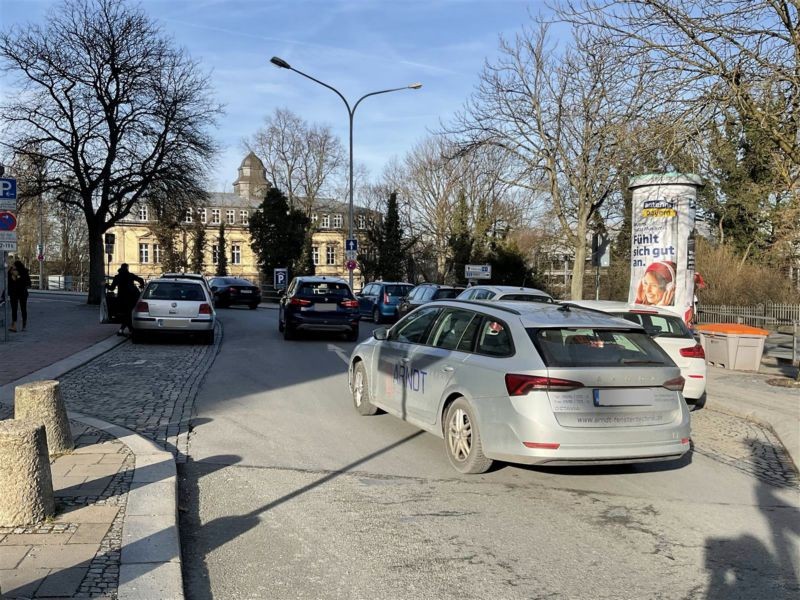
131, 278, 216, 344
349, 300, 691, 474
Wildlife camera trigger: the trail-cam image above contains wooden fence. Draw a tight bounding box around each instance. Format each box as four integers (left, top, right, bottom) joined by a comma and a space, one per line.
697, 303, 800, 328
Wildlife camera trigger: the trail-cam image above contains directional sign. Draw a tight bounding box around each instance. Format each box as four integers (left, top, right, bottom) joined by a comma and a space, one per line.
274, 267, 288, 289
0, 212, 17, 231
465, 264, 492, 280
345, 238, 358, 252
346, 259, 357, 271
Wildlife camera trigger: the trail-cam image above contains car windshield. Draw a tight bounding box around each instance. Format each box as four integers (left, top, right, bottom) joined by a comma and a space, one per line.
615, 312, 692, 338
529, 327, 673, 368
501, 294, 552, 303
144, 282, 205, 302
384, 285, 413, 296
435, 289, 461, 299
298, 282, 352, 297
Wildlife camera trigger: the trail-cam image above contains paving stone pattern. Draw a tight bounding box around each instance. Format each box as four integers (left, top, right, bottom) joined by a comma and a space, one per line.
0, 419, 133, 599
58, 328, 220, 462
692, 407, 799, 488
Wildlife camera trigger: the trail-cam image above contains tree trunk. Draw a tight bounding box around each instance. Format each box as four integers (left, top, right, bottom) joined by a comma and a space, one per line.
571, 233, 587, 300
87, 227, 105, 305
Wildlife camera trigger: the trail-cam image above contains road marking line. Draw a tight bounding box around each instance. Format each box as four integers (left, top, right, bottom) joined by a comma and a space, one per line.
327, 343, 350, 365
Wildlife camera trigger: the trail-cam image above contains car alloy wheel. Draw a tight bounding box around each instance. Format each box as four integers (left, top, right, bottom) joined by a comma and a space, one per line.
444, 398, 493, 474
352, 362, 378, 416
447, 407, 472, 463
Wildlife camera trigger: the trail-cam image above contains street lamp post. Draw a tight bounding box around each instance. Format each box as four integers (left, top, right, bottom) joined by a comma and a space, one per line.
269, 56, 421, 289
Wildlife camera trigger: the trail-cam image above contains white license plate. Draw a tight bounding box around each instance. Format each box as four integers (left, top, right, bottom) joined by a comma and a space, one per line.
593, 388, 653, 407
157, 318, 189, 329
240, 290, 252, 294
313, 303, 337, 312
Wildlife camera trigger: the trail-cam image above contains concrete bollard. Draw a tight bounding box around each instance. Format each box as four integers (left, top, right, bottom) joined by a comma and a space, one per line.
0, 420, 55, 526
15, 380, 74, 455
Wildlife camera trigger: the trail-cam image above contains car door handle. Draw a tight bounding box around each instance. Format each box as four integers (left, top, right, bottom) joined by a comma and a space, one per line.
400, 357, 411, 364
442, 366, 454, 373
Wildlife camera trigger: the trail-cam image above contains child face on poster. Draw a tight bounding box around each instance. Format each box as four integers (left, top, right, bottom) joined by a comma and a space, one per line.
636, 261, 676, 306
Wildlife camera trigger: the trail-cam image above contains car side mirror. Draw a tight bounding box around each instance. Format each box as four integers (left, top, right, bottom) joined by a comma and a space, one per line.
373, 327, 388, 341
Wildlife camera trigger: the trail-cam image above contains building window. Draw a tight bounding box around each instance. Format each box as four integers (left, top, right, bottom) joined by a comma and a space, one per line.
200, 208, 207, 224
211, 209, 220, 224
312, 246, 319, 266
333, 213, 342, 229
139, 243, 149, 264
212, 244, 219, 265
321, 214, 330, 229
326, 245, 336, 265
153, 244, 161, 264
231, 244, 241, 265
138, 205, 148, 221
226, 210, 235, 225
358, 214, 366, 229
185, 208, 193, 223
240, 210, 249, 226
310, 213, 318, 225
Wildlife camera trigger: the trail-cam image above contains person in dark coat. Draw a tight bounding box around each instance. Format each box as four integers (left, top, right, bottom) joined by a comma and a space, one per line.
108, 263, 144, 335
7, 260, 31, 332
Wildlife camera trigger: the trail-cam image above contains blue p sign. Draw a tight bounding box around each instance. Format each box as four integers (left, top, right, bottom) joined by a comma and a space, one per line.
274, 267, 288, 289
0, 178, 16, 199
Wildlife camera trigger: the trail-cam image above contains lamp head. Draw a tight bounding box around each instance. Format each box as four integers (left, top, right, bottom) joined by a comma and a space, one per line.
408, 83, 423, 90
270, 56, 291, 69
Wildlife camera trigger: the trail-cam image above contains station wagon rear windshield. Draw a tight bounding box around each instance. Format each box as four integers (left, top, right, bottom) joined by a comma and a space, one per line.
384, 285, 413, 296
298, 282, 352, 297
528, 328, 673, 368
501, 294, 552, 303
615, 312, 692, 338
144, 282, 205, 301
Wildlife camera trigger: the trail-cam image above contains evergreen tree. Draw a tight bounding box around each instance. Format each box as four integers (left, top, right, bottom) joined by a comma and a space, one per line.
447, 191, 474, 283
249, 186, 309, 278
216, 222, 228, 276
378, 192, 405, 281
487, 240, 547, 289
295, 229, 316, 276
190, 219, 206, 274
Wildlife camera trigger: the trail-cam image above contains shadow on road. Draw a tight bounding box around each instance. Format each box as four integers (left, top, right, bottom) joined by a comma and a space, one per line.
179, 430, 424, 600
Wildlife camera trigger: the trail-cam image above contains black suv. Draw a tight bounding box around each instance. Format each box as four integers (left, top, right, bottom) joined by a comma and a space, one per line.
279, 276, 361, 341
397, 284, 466, 318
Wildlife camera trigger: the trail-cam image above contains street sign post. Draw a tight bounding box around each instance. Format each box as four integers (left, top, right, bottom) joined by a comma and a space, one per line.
465, 264, 492, 280
0, 178, 14, 343
274, 267, 288, 289
345, 238, 358, 253
0, 178, 17, 212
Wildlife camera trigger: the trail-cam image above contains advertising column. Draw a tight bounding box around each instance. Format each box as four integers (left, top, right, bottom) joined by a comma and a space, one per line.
628, 173, 703, 325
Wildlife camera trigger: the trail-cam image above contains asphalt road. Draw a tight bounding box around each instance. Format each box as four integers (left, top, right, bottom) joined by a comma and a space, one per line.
180, 306, 799, 600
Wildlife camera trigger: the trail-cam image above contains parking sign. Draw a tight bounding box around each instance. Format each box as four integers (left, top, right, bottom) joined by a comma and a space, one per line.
274, 267, 288, 289
0, 178, 16, 211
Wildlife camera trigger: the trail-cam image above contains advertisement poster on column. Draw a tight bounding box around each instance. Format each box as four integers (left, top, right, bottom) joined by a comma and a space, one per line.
628, 174, 703, 324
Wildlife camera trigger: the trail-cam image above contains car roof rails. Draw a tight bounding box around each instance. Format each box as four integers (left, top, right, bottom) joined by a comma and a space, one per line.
447, 299, 521, 315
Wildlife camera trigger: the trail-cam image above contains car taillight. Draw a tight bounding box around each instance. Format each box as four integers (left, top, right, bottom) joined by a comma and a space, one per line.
229, 286, 237, 293
199, 303, 212, 315
290, 297, 311, 306
341, 299, 359, 308
505, 374, 584, 396
662, 376, 685, 391
679, 344, 705, 359
135, 301, 149, 313
384, 292, 390, 303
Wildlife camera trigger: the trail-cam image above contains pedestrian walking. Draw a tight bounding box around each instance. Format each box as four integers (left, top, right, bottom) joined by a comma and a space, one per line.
8, 260, 31, 332
107, 263, 144, 335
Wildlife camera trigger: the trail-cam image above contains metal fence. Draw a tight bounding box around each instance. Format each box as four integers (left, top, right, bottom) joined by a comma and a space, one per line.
697, 303, 800, 329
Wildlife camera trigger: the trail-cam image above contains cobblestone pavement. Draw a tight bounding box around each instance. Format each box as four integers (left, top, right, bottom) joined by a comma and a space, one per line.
691, 407, 799, 488
58, 326, 220, 462
0, 408, 133, 599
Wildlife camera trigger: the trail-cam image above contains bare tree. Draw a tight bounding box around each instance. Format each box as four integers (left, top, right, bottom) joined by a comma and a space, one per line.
0, 0, 220, 303
449, 21, 653, 298
248, 108, 345, 213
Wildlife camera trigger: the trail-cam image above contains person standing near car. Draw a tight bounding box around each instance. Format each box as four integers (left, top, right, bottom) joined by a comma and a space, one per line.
7, 260, 31, 332
108, 263, 144, 335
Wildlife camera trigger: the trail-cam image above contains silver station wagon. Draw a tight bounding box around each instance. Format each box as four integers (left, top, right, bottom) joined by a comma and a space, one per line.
349, 300, 691, 473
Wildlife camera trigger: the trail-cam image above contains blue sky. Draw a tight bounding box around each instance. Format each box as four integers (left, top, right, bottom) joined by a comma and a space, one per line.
1, 0, 551, 193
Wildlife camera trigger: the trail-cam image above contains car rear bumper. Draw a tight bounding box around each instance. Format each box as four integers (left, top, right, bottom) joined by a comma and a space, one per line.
287, 311, 360, 332
218, 294, 261, 306
473, 393, 692, 466
133, 316, 215, 332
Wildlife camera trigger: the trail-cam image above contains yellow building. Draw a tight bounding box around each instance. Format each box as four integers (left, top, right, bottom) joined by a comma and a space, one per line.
107, 152, 372, 288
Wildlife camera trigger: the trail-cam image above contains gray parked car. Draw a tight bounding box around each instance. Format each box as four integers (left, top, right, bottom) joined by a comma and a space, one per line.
131, 278, 216, 345
348, 300, 690, 474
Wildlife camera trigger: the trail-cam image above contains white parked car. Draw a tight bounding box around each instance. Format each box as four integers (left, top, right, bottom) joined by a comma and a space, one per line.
562, 300, 706, 410
131, 277, 216, 345
457, 285, 553, 303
